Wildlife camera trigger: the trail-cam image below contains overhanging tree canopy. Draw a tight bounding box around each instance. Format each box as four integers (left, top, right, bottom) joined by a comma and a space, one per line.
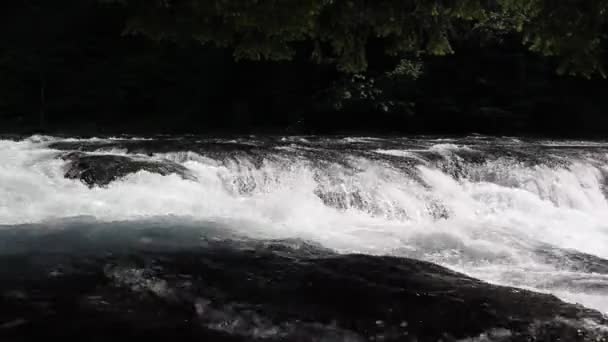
104, 0, 607, 76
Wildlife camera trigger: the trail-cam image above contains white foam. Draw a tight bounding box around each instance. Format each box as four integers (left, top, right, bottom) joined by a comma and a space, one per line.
1, 137, 608, 313
374, 149, 414, 158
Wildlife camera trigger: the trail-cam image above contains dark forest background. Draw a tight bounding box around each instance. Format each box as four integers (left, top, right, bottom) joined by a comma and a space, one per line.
1, 0, 608, 137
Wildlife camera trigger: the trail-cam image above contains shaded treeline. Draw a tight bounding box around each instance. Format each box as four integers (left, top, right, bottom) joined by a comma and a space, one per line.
0, 0, 607, 136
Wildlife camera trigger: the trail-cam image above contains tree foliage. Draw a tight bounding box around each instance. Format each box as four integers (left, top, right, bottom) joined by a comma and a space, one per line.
105, 0, 607, 76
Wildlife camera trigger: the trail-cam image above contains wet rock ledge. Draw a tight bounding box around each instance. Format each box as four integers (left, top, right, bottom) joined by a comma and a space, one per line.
61, 152, 196, 187
0, 224, 606, 342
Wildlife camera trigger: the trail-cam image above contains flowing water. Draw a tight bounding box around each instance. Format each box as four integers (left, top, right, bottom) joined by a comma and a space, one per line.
1, 135, 608, 315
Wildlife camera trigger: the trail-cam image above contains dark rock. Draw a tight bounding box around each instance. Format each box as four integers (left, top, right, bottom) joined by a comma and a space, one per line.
61, 152, 196, 187
0, 224, 606, 341
49, 138, 259, 155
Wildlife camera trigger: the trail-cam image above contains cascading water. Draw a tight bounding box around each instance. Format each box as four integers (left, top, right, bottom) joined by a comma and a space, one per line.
1, 135, 608, 315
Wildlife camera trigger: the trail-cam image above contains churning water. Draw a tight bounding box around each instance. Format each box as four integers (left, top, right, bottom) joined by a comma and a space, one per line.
1, 135, 608, 314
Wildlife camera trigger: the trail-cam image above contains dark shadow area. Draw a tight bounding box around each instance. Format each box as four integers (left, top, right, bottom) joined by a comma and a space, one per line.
1, 1, 607, 137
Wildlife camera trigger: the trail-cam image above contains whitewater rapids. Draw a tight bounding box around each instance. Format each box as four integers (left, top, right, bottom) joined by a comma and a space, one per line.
1, 135, 607, 314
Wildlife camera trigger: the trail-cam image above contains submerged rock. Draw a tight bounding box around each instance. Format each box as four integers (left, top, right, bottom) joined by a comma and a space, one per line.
61, 152, 196, 187
0, 225, 606, 341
